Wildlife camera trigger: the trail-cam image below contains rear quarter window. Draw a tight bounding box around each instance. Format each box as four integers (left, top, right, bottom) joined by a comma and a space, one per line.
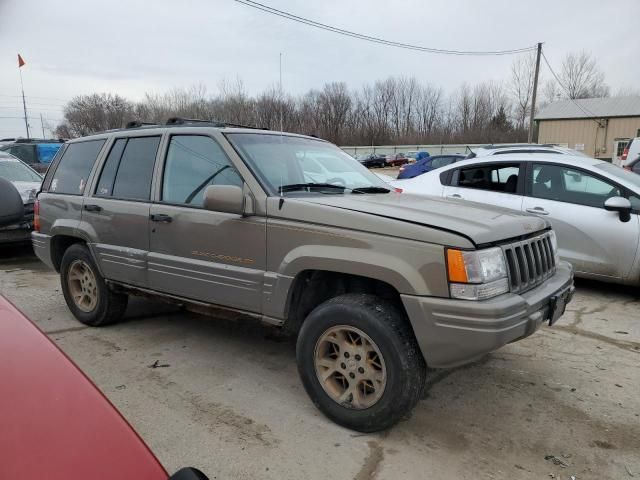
48, 140, 105, 195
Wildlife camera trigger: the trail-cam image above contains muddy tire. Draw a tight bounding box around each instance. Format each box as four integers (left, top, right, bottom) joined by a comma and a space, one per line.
296, 293, 426, 432
60, 243, 128, 326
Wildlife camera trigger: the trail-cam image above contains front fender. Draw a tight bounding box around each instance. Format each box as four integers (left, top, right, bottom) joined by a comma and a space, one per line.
280, 245, 425, 295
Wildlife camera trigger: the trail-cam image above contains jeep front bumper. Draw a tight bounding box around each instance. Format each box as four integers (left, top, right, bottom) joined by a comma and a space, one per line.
401, 261, 574, 368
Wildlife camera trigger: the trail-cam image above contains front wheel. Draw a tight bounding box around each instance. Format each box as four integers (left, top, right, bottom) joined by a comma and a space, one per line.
60, 243, 128, 326
296, 294, 426, 432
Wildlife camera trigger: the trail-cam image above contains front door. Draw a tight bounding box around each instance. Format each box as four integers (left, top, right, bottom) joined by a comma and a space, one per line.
148, 134, 266, 313
442, 162, 525, 212
522, 162, 639, 280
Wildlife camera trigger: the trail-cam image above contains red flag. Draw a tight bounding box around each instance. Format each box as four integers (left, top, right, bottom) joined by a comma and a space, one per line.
18, 54, 25, 68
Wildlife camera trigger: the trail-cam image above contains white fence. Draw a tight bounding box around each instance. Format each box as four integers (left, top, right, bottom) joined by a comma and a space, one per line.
340, 144, 482, 157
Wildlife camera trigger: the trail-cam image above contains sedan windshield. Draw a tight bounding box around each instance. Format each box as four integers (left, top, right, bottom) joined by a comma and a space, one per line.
226, 134, 389, 195
0, 159, 42, 183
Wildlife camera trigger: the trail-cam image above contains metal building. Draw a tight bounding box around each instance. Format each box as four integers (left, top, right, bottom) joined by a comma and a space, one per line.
535, 96, 640, 164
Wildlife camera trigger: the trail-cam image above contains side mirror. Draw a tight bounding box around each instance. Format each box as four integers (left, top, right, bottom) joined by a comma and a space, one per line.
203, 184, 245, 215
0, 177, 25, 227
604, 196, 632, 222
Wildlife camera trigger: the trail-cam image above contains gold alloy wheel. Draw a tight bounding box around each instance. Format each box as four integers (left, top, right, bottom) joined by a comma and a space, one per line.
67, 260, 98, 313
314, 325, 387, 409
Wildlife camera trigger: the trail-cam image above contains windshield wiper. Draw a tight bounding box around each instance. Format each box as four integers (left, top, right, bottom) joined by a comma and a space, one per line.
278, 183, 347, 194
351, 186, 391, 194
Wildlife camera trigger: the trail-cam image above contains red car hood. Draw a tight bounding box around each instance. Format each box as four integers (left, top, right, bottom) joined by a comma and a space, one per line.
0, 297, 167, 480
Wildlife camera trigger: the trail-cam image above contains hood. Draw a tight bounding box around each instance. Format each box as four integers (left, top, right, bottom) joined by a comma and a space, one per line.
290, 192, 548, 246
11, 181, 40, 204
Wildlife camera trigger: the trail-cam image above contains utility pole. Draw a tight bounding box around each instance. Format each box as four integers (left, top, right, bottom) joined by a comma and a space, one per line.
279, 52, 283, 133
18, 62, 30, 139
527, 42, 542, 144
40, 113, 46, 138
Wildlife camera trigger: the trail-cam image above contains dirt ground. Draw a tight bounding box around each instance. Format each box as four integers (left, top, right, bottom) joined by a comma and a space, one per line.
1, 244, 639, 480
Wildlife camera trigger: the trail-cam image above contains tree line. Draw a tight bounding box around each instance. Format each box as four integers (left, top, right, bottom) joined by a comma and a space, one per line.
55, 51, 611, 145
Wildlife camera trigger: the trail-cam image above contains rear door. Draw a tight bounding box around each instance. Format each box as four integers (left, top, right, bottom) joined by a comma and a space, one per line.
148, 134, 266, 313
522, 162, 639, 279
80, 135, 161, 287
442, 162, 525, 212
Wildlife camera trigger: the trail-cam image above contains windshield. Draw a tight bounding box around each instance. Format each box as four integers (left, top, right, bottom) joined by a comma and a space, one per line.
226, 134, 388, 195
0, 159, 42, 183
596, 162, 640, 189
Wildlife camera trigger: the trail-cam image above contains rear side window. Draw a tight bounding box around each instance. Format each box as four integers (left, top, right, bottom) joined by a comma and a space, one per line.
95, 139, 126, 196
95, 136, 160, 201
50, 140, 105, 195
456, 163, 521, 194
7, 144, 37, 164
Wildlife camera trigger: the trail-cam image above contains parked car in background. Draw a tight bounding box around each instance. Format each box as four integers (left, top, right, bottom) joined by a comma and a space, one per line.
0, 151, 42, 244
623, 154, 640, 175
386, 153, 409, 167
466, 143, 588, 159
405, 151, 420, 161
622, 137, 640, 167
0, 138, 65, 173
397, 154, 465, 179
357, 153, 386, 168
32, 119, 572, 432
392, 153, 640, 285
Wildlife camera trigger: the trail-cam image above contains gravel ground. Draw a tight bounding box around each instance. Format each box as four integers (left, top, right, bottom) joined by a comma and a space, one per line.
1, 244, 638, 480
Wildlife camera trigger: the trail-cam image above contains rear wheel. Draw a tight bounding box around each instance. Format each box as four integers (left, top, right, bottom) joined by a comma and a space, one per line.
60, 243, 128, 326
296, 293, 426, 432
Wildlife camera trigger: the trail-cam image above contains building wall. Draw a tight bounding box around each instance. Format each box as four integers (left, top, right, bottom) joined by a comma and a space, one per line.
538, 116, 640, 159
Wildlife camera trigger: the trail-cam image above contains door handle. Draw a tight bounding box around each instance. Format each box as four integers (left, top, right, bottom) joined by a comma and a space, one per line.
526, 207, 549, 215
83, 204, 103, 212
447, 194, 462, 199
149, 213, 173, 223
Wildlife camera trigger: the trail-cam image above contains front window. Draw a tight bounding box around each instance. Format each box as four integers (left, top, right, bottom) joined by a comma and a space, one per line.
0, 158, 42, 183
531, 163, 620, 208
226, 134, 389, 195
161, 135, 242, 206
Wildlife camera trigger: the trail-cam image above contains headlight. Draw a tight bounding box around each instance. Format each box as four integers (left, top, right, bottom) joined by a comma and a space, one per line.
548, 230, 560, 264
446, 247, 509, 300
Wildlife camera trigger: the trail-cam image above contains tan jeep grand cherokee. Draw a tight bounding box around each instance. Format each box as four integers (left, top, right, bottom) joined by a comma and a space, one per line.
33, 119, 574, 432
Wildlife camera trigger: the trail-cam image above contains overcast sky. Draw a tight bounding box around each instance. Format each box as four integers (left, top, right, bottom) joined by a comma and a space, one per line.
0, 0, 638, 137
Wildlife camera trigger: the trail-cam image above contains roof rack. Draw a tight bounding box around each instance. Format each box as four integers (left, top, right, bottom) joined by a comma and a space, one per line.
165, 117, 267, 130
125, 121, 159, 129
6, 137, 65, 144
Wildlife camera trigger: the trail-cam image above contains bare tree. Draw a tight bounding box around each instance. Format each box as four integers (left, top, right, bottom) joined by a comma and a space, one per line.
559, 51, 609, 99
509, 52, 537, 130
540, 80, 561, 107
63, 93, 135, 136
59, 75, 541, 145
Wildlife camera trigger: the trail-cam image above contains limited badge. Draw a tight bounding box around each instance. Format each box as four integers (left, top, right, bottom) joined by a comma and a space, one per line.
51, 179, 58, 191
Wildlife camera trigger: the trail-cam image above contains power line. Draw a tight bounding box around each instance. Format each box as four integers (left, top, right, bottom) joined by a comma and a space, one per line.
0, 94, 69, 102
540, 49, 603, 125
233, 0, 537, 56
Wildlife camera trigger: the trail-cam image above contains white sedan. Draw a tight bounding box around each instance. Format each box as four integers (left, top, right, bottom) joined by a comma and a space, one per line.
392, 153, 640, 285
